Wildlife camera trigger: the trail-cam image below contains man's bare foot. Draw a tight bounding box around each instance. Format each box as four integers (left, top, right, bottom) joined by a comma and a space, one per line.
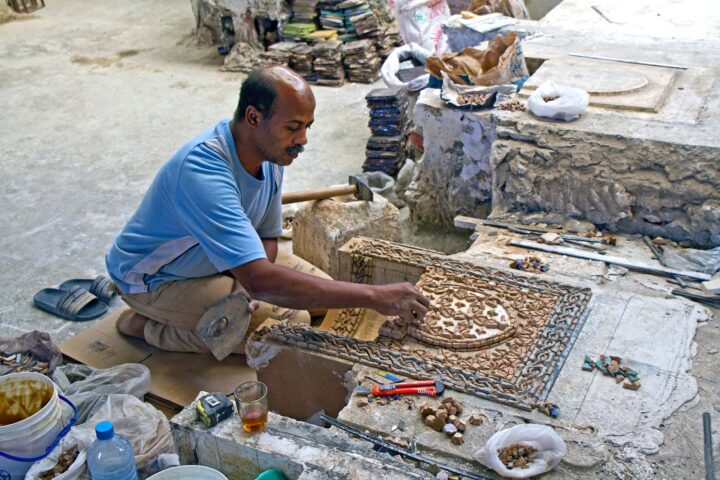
116, 310, 149, 339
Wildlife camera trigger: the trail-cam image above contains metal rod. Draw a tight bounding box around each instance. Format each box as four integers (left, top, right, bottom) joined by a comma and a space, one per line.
510, 239, 711, 281
591, 5, 616, 23
569, 53, 688, 70
320, 414, 491, 480
704, 412, 715, 480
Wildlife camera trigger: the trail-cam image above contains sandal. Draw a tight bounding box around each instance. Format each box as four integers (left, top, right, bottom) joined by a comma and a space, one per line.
33, 286, 108, 321
59, 275, 116, 304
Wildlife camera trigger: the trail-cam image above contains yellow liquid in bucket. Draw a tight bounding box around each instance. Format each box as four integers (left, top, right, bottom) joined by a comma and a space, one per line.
0, 378, 54, 425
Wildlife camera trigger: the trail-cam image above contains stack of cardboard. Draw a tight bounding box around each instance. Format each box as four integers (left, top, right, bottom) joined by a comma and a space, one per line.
306, 29, 339, 43
259, 41, 298, 67
341, 39, 381, 83
292, 0, 321, 23
318, 0, 350, 36
373, 25, 402, 58
290, 43, 315, 80
282, 23, 317, 41
363, 86, 409, 175
312, 40, 345, 86
345, 0, 380, 38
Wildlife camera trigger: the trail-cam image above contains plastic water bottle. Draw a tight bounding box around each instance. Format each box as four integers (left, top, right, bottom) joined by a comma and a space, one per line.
87, 421, 138, 480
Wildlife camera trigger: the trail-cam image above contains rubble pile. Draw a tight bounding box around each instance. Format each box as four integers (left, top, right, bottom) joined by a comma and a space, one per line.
419, 397, 467, 445
498, 443, 537, 470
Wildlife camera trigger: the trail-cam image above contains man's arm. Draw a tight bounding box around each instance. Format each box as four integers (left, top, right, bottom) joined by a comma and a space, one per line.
261, 238, 278, 263
230, 258, 429, 323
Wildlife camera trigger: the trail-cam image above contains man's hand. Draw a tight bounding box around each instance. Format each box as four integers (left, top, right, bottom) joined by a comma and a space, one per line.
232, 281, 259, 314
371, 282, 430, 323
232, 259, 430, 320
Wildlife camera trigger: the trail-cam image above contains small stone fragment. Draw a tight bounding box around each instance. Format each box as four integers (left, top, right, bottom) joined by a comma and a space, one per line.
540, 232, 562, 245
420, 404, 435, 417
425, 414, 437, 427
454, 419, 467, 432
651, 237, 667, 246
623, 380, 641, 390
357, 398, 369, 408
443, 423, 458, 436
432, 416, 445, 432
436, 408, 448, 421
468, 414, 484, 426
451, 433, 465, 445
449, 405, 458, 416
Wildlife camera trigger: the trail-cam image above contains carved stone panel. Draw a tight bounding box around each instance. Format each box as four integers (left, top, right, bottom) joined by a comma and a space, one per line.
254, 238, 592, 409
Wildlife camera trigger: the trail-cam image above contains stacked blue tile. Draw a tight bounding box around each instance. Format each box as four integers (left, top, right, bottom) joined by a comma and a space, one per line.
363, 86, 410, 176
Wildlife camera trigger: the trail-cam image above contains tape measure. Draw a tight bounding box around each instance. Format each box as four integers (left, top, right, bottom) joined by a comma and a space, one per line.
195, 393, 233, 427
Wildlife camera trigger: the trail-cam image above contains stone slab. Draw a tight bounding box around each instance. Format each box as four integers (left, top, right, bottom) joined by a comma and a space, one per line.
171, 392, 433, 479
335, 243, 708, 477
292, 193, 401, 279
521, 56, 678, 112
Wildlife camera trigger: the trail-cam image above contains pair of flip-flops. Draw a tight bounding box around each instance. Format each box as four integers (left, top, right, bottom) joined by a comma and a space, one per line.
33, 275, 117, 321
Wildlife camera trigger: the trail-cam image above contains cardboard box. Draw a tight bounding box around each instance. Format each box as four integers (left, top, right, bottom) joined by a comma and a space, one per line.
61, 308, 256, 415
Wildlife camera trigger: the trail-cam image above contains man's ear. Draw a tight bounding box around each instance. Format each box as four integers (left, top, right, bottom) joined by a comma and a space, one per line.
245, 106, 261, 127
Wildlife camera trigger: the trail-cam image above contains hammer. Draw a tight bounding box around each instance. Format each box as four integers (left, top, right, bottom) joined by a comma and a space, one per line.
281, 175, 374, 205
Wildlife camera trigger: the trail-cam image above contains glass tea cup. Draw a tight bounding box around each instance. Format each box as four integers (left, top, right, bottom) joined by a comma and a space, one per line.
234, 381, 268, 433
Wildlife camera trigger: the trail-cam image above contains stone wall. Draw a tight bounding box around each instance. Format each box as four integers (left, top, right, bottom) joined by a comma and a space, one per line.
491, 116, 720, 247
191, 0, 286, 46
405, 91, 495, 227
407, 90, 720, 247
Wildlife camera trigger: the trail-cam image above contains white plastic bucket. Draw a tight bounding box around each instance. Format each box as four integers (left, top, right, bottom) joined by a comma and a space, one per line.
0, 372, 67, 480
147, 465, 229, 479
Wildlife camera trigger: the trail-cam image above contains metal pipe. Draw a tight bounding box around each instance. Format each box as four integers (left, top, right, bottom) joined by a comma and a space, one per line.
705, 412, 716, 480
569, 53, 688, 70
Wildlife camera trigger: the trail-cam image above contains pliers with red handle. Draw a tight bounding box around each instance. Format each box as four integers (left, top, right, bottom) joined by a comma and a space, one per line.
371, 379, 445, 397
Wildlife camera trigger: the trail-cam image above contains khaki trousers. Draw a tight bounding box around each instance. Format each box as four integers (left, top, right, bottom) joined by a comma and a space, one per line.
120, 250, 330, 353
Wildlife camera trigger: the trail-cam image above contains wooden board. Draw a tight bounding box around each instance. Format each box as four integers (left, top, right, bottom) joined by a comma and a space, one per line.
61, 309, 256, 415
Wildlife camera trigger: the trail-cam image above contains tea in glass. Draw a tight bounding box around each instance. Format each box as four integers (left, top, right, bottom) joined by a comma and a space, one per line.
234, 381, 268, 434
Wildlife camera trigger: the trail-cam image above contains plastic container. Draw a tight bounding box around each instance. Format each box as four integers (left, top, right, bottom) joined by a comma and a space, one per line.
87, 421, 138, 480
0, 372, 72, 480
256, 470, 289, 480
147, 465, 228, 479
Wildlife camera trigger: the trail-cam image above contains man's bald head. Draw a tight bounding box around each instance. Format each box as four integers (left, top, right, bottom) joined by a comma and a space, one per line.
234, 66, 314, 122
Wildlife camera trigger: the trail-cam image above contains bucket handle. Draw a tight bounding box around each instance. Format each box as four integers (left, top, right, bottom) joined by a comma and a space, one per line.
0, 394, 78, 463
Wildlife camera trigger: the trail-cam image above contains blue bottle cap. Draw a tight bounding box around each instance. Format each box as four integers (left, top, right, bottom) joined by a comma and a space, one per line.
95, 421, 115, 440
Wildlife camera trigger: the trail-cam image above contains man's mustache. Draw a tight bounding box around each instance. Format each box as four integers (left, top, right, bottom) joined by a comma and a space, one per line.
287, 145, 304, 155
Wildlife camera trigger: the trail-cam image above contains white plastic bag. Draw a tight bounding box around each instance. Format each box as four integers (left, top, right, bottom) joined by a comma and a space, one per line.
528, 80, 589, 121
25, 394, 174, 480
381, 43, 432, 91
473, 424, 567, 479
395, 0, 450, 54
52, 363, 151, 423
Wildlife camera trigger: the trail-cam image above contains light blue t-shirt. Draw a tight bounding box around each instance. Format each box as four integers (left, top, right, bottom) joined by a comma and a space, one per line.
106, 119, 283, 294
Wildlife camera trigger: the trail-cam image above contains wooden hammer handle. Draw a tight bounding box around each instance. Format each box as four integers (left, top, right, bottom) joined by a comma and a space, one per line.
281, 184, 358, 205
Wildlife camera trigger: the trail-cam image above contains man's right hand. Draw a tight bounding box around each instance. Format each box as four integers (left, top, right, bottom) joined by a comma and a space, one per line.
371, 282, 430, 324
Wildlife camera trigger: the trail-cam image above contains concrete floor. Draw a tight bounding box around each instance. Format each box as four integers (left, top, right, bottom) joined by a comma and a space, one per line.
0, 0, 382, 343
1, 1, 718, 479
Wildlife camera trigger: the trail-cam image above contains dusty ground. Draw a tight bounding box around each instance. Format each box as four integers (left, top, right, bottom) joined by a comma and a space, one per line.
0, 0, 395, 343
0, 1, 717, 479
